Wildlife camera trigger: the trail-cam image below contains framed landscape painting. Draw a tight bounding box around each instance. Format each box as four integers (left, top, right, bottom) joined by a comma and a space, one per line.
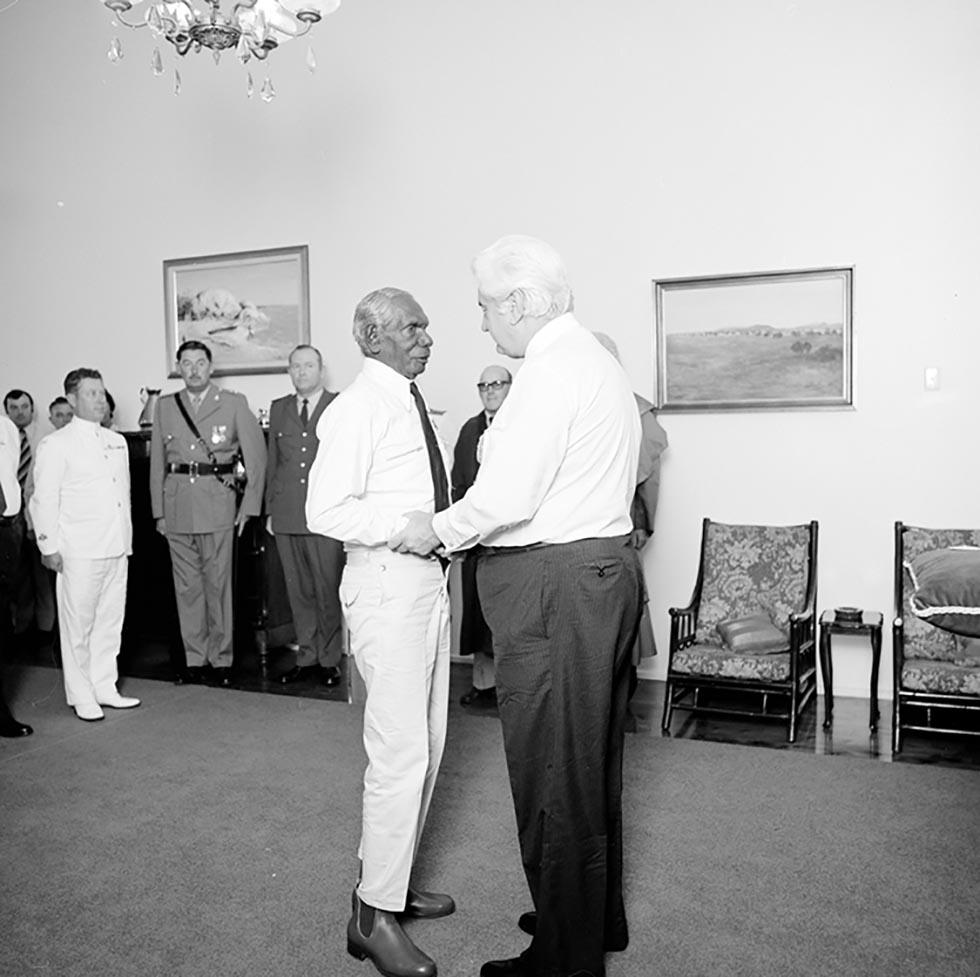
163, 245, 310, 377
653, 267, 853, 412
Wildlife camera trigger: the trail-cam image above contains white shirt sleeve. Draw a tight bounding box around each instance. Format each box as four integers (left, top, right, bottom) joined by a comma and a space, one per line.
433, 360, 570, 551
28, 435, 66, 556
0, 417, 21, 517
305, 394, 399, 547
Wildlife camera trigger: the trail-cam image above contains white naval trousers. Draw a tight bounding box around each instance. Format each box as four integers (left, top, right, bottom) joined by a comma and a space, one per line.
340, 548, 450, 911
56, 555, 128, 707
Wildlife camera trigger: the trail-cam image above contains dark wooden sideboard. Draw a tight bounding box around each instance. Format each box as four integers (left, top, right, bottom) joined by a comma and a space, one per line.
120, 430, 295, 680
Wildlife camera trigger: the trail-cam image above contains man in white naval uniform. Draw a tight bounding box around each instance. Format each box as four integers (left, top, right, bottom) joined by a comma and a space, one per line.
30, 368, 139, 723
306, 287, 453, 977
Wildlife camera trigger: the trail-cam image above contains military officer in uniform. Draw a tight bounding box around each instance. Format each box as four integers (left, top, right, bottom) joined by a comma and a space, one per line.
266, 344, 346, 687
150, 340, 267, 687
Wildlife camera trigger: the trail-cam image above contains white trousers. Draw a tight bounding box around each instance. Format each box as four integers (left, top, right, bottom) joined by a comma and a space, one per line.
340, 548, 450, 911
56, 556, 128, 708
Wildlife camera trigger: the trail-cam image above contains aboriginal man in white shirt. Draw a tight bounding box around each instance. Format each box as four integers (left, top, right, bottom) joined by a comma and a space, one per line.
305, 287, 454, 977
390, 237, 643, 977
29, 369, 139, 723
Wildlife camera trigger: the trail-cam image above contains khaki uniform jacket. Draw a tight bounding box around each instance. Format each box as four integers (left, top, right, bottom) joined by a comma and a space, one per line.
265, 391, 335, 535
150, 386, 267, 533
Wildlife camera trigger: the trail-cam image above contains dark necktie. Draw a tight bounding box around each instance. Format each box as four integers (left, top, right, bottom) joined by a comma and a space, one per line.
409, 382, 449, 512
299, 397, 309, 429
17, 430, 31, 489
0, 475, 6, 514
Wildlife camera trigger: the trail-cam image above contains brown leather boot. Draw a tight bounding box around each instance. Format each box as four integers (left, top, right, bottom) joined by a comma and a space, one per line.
347, 889, 437, 977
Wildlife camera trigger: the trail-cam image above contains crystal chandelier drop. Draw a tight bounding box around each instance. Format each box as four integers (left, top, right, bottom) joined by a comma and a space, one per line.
98, 0, 341, 98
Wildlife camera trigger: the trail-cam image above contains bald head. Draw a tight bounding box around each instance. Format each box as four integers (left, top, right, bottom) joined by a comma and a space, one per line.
477, 364, 512, 417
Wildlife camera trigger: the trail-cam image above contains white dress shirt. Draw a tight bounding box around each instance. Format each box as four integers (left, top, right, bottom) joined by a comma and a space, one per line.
29, 416, 133, 558
306, 358, 450, 549
433, 313, 640, 551
0, 415, 22, 516
295, 387, 325, 415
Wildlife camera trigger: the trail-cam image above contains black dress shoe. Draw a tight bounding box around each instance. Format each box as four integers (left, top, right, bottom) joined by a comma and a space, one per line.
517, 912, 627, 952
211, 668, 234, 688
347, 890, 436, 977
320, 665, 342, 687
177, 666, 210, 686
402, 886, 455, 919
0, 719, 33, 738
279, 664, 313, 685
480, 949, 533, 977
460, 686, 497, 706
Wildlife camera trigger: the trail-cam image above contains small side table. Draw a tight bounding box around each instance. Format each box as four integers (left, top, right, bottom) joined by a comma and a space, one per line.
818, 610, 883, 731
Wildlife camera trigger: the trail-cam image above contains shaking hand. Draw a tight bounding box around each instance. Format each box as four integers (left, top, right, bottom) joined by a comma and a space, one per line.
388, 511, 442, 558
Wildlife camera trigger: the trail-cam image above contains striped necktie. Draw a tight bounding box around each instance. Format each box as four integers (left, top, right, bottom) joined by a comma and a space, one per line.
17, 429, 31, 489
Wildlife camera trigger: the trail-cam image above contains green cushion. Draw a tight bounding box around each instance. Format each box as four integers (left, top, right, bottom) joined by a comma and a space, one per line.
717, 614, 789, 654
907, 547, 980, 637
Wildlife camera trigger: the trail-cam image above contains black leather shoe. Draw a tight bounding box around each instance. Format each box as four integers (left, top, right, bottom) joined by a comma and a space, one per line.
517, 912, 627, 952
0, 719, 33, 738
347, 890, 436, 977
177, 666, 210, 685
211, 668, 234, 688
402, 886, 455, 919
279, 665, 314, 684
460, 686, 497, 706
320, 665, 342, 687
480, 949, 533, 977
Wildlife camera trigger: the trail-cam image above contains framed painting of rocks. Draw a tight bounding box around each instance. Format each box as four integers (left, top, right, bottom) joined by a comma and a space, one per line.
163, 245, 310, 377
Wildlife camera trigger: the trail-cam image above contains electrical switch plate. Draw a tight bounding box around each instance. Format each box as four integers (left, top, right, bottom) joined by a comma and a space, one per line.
924, 367, 940, 391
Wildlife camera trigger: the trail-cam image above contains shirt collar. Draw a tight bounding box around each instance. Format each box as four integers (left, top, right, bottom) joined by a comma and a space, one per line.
363, 358, 413, 408
296, 388, 324, 409
524, 312, 580, 359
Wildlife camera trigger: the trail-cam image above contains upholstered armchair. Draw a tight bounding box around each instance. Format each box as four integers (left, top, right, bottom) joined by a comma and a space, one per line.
661, 519, 819, 742
892, 522, 980, 753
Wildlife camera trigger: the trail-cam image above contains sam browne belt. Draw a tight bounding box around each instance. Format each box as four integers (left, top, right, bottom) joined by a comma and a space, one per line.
166, 462, 235, 476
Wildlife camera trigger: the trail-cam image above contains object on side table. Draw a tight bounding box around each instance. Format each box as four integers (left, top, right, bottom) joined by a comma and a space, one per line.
834, 606, 863, 625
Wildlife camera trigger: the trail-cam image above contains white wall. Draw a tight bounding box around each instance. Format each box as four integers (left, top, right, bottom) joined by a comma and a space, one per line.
1, 0, 977, 697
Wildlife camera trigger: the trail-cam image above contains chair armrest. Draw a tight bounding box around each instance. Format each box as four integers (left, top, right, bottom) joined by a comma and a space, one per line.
668, 605, 697, 650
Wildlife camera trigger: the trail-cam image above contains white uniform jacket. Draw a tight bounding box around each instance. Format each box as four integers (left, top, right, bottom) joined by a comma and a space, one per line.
29, 416, 133, 559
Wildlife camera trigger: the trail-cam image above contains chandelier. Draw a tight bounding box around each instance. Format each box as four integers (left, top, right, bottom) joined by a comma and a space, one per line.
98, 1, 341, 99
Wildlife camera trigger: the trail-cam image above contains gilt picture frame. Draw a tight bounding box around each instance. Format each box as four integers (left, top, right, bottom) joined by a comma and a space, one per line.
653, 266, 853, 412
163, 245, 310, 378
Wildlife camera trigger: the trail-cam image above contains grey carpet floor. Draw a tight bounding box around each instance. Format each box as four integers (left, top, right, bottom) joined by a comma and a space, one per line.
1, 666, 978, 977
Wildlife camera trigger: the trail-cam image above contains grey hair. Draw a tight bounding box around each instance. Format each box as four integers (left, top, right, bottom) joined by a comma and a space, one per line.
471, 235, 573, 321
352, 287, 415, 355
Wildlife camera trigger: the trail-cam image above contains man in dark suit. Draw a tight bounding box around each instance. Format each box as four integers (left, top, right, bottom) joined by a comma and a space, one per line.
266, 345, 345, 687
150, 340, 267, 687
451, 364, 511, 706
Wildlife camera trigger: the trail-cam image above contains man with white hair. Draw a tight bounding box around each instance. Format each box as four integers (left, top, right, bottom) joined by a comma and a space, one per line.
390, 236, 643, 977
306, 288, 454, 977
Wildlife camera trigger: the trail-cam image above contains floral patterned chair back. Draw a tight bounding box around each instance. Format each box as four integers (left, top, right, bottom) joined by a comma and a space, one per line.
694, 522, 812, 646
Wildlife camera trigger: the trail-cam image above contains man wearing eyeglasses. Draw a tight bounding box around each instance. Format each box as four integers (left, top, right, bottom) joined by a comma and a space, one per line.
452, 365, 512, 707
